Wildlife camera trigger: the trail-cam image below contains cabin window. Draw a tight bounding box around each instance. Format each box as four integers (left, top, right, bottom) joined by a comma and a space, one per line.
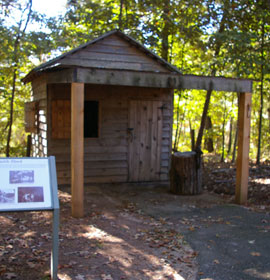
84, 101, 99, 138
51, 99, 99, 139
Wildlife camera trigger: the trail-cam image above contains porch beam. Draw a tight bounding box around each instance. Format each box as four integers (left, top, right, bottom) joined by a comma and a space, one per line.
71, 82, 84, 217
46, 68, 253, 93
236, 92, 252, 204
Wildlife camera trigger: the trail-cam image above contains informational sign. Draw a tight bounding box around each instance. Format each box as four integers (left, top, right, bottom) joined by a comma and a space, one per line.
0, 158, 53, 211
0, 157, 59, 280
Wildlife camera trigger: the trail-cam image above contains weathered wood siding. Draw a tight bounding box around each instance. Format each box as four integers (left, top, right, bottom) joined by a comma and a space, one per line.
31, 76, 47, 157
60, 34, 170, 73
47, 84, 173, 184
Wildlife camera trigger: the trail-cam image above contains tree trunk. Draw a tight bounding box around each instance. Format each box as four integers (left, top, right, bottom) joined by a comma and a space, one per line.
268, 108, 270, 131
232, 93, 240, 163
6, 69, 17, 157
221, 96, 227, 162
173, 92, 181, 152
118, 0, 124, 29
256, 83, 264, 165
170, 152, 202, 195
221, 116, 226, 162
232, 124, 238, 163
190, 129, 195, 151
204, 116, 214, 152
194, 4, 228, 151
227, 117, 233, 155
227, 96, 235, 156
161, 0, 170, 61
256, 16, 265, 165
195, 89, 212, 151
174, 96, 187, 151
5, 0, 32, 157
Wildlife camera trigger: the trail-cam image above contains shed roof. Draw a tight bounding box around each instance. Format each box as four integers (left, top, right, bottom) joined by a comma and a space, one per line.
23, 30, 181, 83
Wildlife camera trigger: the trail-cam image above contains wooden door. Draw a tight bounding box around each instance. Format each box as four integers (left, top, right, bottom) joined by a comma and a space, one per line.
128, 100, 163, 182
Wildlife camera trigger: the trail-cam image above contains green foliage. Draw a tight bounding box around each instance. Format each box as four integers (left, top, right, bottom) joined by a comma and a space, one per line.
1, 0, 270, 160
0, 0, 58, 156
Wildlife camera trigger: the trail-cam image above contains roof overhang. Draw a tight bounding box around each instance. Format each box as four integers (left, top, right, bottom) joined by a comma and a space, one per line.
41, 67, 252, 93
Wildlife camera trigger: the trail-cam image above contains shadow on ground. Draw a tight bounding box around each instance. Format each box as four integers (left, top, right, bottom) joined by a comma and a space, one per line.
1, 182, 269, 280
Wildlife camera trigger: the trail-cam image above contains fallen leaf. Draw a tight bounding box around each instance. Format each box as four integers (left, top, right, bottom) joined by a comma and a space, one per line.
27, 261, 36, 268
101, 274, 113, 280
79, 250, 90, 257
68, 260, 77, 266
250, 252, 261, 256
75, 275, 85, 280
178, 257, 192, 263
0, 265, 7, 274
58, 264, 72, 269
189, 226, 195, 231
4, 273, 17, 279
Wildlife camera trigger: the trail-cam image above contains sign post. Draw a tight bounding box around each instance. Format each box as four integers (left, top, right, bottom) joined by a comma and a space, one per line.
0, 156, 59, 280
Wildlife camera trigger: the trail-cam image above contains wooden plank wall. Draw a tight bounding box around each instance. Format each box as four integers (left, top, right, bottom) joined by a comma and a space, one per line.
61, 34, 169, 73
47, 84, 173, 185
31, 76, 48, 157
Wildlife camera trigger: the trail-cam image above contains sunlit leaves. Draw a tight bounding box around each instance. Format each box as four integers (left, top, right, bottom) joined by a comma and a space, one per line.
0, 0, 270, 160
0, 0, 49, 156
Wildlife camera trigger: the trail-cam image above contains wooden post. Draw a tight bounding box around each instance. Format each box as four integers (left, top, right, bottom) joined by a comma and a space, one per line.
236, 92, 252, 204
71, 83, 84, 217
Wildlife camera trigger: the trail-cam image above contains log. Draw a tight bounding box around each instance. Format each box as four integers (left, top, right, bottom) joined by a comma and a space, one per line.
169, 151, 202, 195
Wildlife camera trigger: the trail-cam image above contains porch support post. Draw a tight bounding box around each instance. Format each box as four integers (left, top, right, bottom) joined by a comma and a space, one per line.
236, 92, 252, 204
71, 82, 84, 217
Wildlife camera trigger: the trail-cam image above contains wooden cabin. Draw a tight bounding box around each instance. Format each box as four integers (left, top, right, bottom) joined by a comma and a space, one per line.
24, 30, 253, 212
23, 30, 181, 185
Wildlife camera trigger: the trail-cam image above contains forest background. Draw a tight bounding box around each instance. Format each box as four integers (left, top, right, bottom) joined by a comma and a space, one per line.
0, 0, 270, 164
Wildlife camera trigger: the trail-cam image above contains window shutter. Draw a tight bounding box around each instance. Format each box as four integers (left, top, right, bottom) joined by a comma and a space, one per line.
52, 100, 71, 139
25, 101, 38, 133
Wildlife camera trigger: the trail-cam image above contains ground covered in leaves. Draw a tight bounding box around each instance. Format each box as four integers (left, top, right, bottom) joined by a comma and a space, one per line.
0, 160, 269, 280
0, 186, 197, 280
203, 159, 270, 211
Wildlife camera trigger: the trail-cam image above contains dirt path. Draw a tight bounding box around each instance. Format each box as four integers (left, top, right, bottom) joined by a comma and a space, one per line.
0, 184, 198, 280
1, 160, 269, 280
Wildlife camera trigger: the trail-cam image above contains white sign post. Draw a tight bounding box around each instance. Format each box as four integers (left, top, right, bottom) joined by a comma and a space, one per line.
0, 156, 59, 280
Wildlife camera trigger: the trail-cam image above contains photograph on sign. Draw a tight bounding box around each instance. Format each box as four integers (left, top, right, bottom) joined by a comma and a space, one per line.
10, 170, 34, 184
18, 187, 44, 203
0, 189, 15, 203
0, 158, 52, 211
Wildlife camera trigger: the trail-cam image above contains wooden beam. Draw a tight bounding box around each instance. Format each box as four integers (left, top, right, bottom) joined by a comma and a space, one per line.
71, 82, 84, 217
176, 75, 252, 93
236, 92, 252, 205
46, 68, 253, 93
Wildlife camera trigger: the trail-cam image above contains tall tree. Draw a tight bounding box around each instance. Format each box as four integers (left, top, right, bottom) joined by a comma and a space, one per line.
5, 0, 32, 156
223, 0, 270, 162
0, 0, 59, 156
256, 0, 268, 164
195, 0, 231, 150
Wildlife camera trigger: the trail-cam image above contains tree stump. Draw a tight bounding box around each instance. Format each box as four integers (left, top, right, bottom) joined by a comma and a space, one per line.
170, 151, 202, 195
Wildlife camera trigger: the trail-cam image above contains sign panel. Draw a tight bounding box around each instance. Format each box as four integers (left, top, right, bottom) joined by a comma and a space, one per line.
0, 158, 53, 211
